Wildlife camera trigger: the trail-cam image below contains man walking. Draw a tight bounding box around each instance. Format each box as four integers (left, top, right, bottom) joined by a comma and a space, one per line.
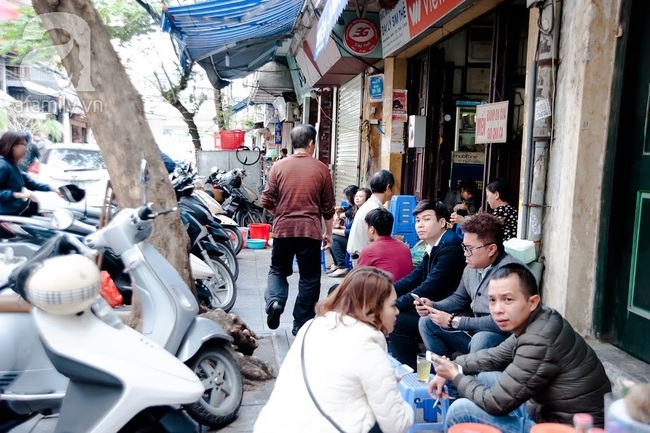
390, 200, 466, 367
429, 263, 611, 431
416, 213, 520, 358
261, 124, 335, 336
347, 169, 394, 257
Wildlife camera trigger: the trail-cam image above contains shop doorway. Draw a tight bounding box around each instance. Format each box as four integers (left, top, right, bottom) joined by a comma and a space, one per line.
604, 0, 650, 362
403, 47, 446, 201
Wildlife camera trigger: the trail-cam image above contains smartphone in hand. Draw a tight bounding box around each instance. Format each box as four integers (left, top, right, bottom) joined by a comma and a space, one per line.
410, 293, 421, 302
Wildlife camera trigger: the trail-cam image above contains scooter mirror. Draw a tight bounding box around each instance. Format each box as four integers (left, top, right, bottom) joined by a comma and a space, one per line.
210, 166, 218, 173
51, 209, 75, 230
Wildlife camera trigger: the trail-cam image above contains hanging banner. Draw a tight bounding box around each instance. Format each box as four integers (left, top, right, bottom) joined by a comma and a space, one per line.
392, 90, 408, 122
475, 101, 509, 144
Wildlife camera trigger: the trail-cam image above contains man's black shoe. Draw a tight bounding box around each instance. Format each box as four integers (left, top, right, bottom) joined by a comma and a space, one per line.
266, 301, 283, 330
292, 324, 301, 336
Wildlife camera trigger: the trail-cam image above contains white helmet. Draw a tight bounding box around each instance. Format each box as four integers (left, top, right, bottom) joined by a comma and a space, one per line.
26, 255, 101, 315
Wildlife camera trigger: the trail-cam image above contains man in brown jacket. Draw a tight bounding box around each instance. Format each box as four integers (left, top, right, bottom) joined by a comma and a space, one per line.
429, 263, 611, 432
262, 124, 335, 336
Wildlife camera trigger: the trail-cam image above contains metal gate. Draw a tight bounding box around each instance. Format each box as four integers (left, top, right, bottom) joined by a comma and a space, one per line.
334, 74, 362, 200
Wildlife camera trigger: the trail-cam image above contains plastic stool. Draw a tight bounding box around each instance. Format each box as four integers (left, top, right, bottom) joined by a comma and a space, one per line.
321, 249, 326, 271
344, 252, 353, 269
398, 373, 449, 432
530, 423, 573, 433
448, 423, 502, 433
294, 250, 327, 271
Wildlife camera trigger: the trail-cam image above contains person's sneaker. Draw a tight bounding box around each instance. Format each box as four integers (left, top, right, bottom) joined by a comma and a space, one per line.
266, 301, 283, 330
292, 323, 302, 336
330, 268, 350, 278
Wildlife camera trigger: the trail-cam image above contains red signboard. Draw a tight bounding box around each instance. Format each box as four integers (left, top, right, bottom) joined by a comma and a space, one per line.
406, 0, 465, 41
344, 18, 380, 55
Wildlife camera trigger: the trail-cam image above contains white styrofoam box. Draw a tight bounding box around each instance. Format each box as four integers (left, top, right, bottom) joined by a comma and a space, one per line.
503, 238, 537, 264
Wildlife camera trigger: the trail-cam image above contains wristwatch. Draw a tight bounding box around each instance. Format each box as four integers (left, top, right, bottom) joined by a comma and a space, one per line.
450, 316, 461, 329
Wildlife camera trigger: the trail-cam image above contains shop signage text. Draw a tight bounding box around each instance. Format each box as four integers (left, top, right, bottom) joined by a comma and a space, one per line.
379, 0, 466, 56
392, 90, 408, 122
452, 151, 485, 165
368, 74, 384, 101
475, 101, 509, 144
344, 18, 380, 55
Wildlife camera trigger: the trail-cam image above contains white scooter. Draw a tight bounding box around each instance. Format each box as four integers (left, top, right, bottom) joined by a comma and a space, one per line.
6, 249, 204, 432
0, 160, 243, 428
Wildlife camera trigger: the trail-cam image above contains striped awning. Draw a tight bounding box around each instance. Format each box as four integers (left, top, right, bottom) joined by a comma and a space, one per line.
161, 0, 304, 88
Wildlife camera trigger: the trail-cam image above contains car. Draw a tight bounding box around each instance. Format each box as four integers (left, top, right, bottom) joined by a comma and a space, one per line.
29, 143, 109, 209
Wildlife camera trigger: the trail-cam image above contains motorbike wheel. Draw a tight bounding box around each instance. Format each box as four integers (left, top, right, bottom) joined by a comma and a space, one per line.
196, 255, 237, 312
222, 226, 243, 255
211, 243, 239, 280
184, 346, 243, 429
235, 208, 264, 227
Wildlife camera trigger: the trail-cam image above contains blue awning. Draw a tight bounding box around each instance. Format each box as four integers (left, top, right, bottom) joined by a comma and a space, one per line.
161, 0, 304, 88
231, 97, 250, 113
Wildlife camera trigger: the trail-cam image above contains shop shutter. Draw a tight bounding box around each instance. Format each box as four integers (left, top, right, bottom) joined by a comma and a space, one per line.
334, 74, 362, 202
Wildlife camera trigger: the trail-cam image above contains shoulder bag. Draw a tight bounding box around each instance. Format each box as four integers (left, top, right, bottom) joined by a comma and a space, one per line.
301, 320, 346, 433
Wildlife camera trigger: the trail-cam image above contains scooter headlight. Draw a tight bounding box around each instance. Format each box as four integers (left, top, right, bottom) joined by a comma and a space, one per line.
26, 255, 101, 315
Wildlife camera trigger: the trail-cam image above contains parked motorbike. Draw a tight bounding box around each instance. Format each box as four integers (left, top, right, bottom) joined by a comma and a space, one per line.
0, 160, 244, 428
2, 251, 204, 433
174, 172, 240, 281
173, 163, 244, 254
207, 167, 272, 227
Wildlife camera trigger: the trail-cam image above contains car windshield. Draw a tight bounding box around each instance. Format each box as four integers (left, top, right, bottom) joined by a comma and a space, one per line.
46, 149, 106, 171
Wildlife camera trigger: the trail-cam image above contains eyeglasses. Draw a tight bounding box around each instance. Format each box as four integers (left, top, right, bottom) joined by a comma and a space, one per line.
461, 242, 495, 256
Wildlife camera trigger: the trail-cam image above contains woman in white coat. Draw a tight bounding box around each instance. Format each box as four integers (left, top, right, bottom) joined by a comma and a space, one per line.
254, 267, 414, 433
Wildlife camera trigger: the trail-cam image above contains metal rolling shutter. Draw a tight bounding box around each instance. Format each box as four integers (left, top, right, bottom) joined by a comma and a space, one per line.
334, 74, 362, 200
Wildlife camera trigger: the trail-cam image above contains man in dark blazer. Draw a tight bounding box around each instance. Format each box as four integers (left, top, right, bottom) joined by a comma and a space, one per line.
390, 200, 466, 368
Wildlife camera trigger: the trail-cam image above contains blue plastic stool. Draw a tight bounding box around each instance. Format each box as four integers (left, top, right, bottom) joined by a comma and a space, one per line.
294, 250, 327, 271
344, 252, 353, 269
387, 355, 448, 432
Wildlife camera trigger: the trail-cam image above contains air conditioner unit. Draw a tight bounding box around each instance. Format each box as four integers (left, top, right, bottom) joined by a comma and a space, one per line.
273, 96, 287, 122
286, 102, 299, 122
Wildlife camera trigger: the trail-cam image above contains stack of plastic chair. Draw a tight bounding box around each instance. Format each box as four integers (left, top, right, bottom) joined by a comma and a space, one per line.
389, 195, 418, 247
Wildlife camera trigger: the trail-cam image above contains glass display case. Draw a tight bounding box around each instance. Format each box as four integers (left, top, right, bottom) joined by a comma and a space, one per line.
454, 101, 485, 153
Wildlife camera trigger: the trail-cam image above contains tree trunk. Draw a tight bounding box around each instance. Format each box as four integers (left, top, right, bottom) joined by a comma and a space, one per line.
31, 0, 191, 289
171, 99, 201, 151
213, 87, 225, 130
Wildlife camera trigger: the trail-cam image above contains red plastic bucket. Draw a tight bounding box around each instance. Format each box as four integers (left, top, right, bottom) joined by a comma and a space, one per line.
248, 223, 271, 246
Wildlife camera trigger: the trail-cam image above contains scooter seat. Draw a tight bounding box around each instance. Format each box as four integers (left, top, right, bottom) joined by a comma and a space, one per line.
0, 289, 30, 313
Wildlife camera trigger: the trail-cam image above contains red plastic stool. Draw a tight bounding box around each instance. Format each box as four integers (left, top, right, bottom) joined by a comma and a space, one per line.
530, 423, 574, 433
448, 423, 502, 433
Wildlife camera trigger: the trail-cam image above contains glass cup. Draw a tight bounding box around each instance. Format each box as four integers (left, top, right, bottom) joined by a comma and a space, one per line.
416, 353, 432, 382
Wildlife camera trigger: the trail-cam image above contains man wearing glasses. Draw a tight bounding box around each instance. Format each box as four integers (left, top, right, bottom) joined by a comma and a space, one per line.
414, 213, 521, 360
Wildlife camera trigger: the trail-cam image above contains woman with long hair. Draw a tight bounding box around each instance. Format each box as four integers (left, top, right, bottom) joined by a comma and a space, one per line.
0, 131, 60, 216
485, 178, 518, 240
327, 186, 371, 277
254, 267, 413, 433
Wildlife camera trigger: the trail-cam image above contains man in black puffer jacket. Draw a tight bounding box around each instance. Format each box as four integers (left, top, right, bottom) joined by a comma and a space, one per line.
428, 263, 611, 432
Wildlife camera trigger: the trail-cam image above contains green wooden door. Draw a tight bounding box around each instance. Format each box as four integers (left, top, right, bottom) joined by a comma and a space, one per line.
606, 0, 650, 362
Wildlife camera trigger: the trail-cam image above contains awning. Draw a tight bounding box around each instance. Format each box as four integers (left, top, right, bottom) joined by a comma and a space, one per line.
21, 81, 59, 97
161, 0, 304, 88
0, 89, 16, 108
249, 61, 294, 104
231, 97, 250, 113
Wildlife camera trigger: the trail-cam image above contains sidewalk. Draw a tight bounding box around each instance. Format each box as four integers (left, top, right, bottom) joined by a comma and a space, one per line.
9, 246, 342, 433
